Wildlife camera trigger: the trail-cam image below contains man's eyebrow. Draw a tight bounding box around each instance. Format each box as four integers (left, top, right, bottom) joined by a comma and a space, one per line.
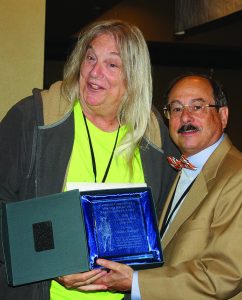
169, 98, 207, 103
190, 98, 207, 103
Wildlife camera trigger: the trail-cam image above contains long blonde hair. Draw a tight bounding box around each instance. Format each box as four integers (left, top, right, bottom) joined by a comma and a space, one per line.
62, 19, 153, 169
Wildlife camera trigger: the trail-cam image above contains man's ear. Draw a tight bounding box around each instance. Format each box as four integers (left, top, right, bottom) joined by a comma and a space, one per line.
219, 106, 229, 129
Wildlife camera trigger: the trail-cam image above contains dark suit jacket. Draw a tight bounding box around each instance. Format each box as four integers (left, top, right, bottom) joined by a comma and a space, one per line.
139, 135, 242, 299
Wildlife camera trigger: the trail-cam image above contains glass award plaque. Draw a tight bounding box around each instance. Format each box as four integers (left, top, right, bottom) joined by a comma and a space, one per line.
80, 187, 163, 270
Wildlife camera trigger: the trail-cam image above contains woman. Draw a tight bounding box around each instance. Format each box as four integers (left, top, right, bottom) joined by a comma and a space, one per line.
0, 19, 179, 300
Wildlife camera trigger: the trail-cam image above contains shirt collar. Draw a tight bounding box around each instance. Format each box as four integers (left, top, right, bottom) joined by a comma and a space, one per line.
182, 134, 224, 178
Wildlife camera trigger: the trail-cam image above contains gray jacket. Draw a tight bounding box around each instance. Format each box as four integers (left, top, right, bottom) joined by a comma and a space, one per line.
0, 82, 179, 300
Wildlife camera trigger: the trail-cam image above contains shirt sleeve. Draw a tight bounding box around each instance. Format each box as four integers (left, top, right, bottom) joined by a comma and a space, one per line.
131, 271, 141, 300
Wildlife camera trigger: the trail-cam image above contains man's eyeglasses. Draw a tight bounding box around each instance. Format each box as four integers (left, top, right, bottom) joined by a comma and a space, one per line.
163, 102, 221, 119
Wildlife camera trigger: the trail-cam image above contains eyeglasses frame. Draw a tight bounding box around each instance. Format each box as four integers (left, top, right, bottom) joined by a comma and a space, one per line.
163, 103, 222, 119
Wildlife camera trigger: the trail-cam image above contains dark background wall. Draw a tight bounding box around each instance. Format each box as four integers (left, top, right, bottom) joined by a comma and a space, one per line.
44, 0, 242, 150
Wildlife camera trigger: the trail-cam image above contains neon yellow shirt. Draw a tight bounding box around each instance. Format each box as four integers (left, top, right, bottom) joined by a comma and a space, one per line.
50, 101, 144, 300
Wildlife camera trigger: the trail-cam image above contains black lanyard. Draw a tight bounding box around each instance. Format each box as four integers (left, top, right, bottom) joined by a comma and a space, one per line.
83, 113, 120, 183
160, 177, 195, 238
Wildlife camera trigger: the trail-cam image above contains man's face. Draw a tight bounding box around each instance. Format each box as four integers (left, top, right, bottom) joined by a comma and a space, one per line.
167, 76, 228, 157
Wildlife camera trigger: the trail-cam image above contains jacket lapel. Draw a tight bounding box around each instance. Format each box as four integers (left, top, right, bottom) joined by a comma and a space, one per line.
162, 174, 208, 248
161, 135, 232, 249
158, 173, 180, 231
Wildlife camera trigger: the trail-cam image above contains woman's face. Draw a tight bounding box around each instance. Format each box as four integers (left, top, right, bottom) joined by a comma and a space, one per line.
79, 33, 126, 115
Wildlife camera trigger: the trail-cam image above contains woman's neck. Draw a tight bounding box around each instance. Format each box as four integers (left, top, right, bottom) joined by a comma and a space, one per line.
82, 109, 119, 132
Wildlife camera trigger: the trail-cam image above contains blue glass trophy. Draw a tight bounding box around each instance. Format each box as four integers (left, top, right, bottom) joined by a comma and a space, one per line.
80, 187, 163, 270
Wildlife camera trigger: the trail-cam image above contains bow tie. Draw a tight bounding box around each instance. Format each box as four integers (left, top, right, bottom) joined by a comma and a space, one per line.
167, 155, 197, 171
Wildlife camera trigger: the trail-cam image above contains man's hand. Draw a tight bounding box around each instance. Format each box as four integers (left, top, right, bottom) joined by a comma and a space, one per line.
56, 268, 108, 291
95, 259, 133, 292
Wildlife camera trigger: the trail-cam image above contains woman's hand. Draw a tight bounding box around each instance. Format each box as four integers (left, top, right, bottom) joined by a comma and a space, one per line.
95, 259, 133, 292
56, 268, 108, 291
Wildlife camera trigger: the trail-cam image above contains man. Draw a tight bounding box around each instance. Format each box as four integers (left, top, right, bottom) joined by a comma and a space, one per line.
86, 73, 242, 299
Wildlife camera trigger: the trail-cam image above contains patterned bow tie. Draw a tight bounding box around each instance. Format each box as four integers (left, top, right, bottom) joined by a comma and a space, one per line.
167, 155, 197, 171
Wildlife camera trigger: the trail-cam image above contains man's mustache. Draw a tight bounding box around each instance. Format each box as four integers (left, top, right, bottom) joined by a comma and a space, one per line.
178, 123, 199, 133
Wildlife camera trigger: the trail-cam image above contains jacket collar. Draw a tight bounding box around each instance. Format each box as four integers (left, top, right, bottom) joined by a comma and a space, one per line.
40, 81, 72, 126
161, 135, 232, 249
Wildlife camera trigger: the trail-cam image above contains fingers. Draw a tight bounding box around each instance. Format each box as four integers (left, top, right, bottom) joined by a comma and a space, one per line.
76, 283, 108, 291
56, 269, 107, 289
97, 259, 131, 274
55, 260, 133, 292
96, 258, 120, 270
96, 259, 133, 291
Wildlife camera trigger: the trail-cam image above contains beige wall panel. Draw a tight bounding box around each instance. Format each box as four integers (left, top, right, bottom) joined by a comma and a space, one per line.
0, 0, 46, 120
